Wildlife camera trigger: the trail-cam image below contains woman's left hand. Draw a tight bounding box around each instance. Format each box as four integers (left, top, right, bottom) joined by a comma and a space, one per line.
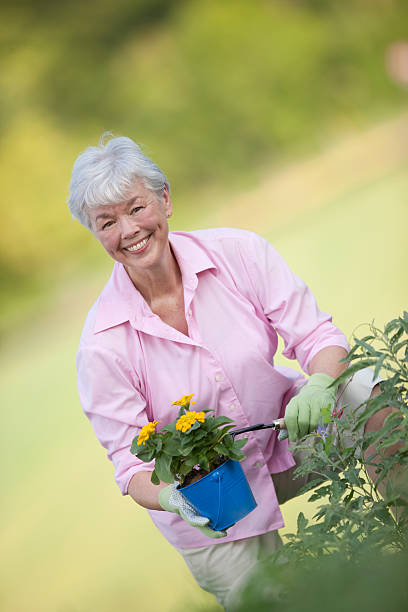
280, 373, 337, 442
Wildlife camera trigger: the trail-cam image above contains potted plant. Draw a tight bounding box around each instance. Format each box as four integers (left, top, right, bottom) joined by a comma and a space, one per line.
130, 394, 257, 530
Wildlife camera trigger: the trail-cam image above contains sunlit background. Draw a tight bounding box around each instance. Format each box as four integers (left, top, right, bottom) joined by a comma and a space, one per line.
1, 1, 408, 610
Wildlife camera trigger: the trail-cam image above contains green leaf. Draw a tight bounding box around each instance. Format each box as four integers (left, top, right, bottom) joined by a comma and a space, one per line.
383, 411, 404, 428
343, 467, 361, 487
184, 420, 202, 435
320, 406, 332, 425
377, 431, 403, 450
214, 443, 228, 455
390, 327, 404, 347
132, 443, 156, 462
213, 415, 234, 428
198, 454, 210, 472
162, 421, 178, 434
233, 437, 248, 450
151, 470, 160, 485
162, 438, 183, 456
334, 359, 378, 385
342, 342, 366, 362
356, 340, 378, 355
393, 339, 408, 354
384, 319, 400, 334
357, 334, 376, 343
228, 449, 246, 461
203, 416, 217, 431
297, 512, 308, 533
179, 462, 194, 476
373, 353, 387, 381
324, 434, 333, 455
183, 456, 200, 470
343, 489, 354, 505
221, 433, 234, 448
296, 478, 325, 496
180, 444, 195, 456
190, 428, 208, 441
330, 479, 347, 500
130, 437, 140, 454
154, 453, 174, 484
400, 315, 408, 335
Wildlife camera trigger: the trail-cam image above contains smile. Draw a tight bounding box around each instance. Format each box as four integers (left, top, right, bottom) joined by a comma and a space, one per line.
124, 235, 151, 253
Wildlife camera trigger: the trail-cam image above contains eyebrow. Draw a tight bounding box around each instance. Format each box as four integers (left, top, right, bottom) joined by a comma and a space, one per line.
94, 197, 145, 222
95, 212, 114, 221
127, 196, 144, 206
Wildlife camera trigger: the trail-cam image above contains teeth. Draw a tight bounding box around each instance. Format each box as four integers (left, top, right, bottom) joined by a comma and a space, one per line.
127, 237, 149, 251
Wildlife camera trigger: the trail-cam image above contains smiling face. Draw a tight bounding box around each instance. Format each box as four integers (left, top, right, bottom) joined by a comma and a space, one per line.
88, 180, 173, 284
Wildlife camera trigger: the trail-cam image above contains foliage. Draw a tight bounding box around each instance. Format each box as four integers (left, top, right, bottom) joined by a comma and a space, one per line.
236, 314, 408, 609
279, 313, 408, 561
130, 395, 247, 486
1, 0, 408, 319
234, 541, 408, 612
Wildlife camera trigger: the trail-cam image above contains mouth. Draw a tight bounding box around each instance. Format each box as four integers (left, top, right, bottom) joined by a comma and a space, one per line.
123, 234, 151, 253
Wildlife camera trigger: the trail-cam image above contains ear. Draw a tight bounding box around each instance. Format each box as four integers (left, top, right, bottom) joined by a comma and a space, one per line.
162, 185, 173, 218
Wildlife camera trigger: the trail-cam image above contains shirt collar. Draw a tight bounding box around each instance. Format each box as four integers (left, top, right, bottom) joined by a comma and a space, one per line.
93, 231, 217, 334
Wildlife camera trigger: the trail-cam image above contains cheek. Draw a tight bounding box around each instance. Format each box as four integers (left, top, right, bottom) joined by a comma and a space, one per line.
97, 233, 117, 253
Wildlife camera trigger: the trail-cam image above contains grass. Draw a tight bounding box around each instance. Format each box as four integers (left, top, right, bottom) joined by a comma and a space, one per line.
1, 117, 407, 611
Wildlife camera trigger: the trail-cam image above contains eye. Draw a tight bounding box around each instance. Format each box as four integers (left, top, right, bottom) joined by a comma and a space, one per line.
102, 220, 115, 230
130, 206, 143, 215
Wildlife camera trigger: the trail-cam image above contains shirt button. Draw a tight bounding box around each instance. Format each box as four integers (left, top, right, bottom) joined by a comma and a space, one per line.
188, 309, 192, 316
255, 462, 262, 469
215, 374, 223, 382
229, 404, 236, 411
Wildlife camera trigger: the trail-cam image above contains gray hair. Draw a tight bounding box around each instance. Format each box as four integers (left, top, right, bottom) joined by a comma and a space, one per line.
68, 133, 170, 229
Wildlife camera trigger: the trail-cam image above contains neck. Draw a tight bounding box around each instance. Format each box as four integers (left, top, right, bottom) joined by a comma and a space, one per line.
125, 244, 182, 306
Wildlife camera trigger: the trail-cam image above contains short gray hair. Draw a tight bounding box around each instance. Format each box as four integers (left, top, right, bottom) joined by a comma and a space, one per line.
68, 133, 170, 229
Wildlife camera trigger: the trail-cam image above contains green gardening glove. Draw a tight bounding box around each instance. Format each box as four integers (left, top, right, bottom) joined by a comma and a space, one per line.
158, 484, 227, 539
279, 373, 337, 442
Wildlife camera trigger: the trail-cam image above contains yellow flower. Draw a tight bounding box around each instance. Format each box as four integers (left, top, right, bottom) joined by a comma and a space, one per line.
137, 420, 159, 446
172, 394, 196, 407
176, 411, 206, 433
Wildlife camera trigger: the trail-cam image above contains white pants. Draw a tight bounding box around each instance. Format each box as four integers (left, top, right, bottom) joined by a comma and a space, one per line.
176, 368, 379, 610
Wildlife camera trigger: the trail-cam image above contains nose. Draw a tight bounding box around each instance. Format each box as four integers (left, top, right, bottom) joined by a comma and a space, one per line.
119, 214, 138, 239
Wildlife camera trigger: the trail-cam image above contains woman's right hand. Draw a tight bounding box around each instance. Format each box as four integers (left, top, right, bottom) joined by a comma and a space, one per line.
159, 484, 227, 539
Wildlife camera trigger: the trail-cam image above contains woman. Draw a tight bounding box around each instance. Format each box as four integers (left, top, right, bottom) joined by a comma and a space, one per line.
68, 134, 378, 609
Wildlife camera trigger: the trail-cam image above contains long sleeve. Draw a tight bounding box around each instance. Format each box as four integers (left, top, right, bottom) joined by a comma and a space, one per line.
244, 233, 349, 373
77, 345, 154, 494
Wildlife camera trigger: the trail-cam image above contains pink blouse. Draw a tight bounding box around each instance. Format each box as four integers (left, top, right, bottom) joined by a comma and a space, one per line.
77, 228, 349, 548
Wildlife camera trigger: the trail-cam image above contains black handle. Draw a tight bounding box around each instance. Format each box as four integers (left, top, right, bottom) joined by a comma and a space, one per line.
230, 419, 286, 438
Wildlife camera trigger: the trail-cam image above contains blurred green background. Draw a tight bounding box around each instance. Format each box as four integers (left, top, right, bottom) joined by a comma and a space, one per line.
1, 1, 407, 610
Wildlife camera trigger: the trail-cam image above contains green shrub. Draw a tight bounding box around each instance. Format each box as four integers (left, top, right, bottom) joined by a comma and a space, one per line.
236, 313, 408, 610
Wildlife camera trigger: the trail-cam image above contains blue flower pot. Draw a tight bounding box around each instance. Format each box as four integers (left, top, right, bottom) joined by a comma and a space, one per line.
180, 459, 257, 531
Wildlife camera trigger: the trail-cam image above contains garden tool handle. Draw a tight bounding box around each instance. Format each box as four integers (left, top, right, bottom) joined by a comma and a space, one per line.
230, 419, 286, 438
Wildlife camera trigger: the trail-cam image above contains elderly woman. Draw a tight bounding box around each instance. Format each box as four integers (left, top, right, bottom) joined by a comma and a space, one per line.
68, 135, 379, 610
